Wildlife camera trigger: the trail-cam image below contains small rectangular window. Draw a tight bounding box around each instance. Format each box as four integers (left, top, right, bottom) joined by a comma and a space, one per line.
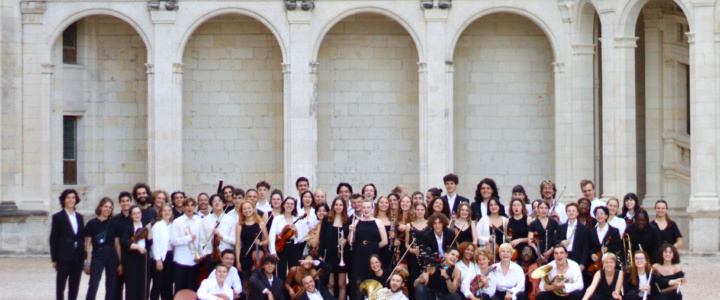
63, 116, 77, 185
62, 22, 77, 64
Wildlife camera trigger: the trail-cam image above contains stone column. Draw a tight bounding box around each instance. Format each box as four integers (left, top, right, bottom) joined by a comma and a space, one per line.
569, 43, 596, 197
20, 1, 51, 210
687, 2, 719, 253
642, 8, 664, 203
284, 10, 315, 193
599, 8, 638, 199
420, 9, 451, 189
147, 7, 182, 191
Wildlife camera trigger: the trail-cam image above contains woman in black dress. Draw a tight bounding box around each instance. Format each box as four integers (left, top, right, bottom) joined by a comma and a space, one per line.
650, 200, 683, 249
405, 202, 429, 299
581, 252, 623, 300
506, 199, 531, 260
84, 197, 120, 300
527, 200, 559, 264
452, 202, 476, 246
621, 193, 640, 225
652, 244, 687, 300
374, 196, 395, 268
578, 198, 596, 228
318, 197, 350, 300
120, 206, 153, 300
235, 201, 268, 287
623, 250, 664, 300
350, 200, 388, 300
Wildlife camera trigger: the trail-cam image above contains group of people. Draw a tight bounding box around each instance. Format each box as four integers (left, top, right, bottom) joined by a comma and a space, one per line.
50, 175, 688, 300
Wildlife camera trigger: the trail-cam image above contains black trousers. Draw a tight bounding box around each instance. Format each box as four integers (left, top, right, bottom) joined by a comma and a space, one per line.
86, 247, 118, 300
537, 290, 584, 300
150, 251, 174, 300
277, 242, 303, 282
623, 291, 666, 300
124, 251, 150, 300
491, 291, 529, 300
56, 256, 84, 300
173, 262, 199, 293
414, 284, 464, 300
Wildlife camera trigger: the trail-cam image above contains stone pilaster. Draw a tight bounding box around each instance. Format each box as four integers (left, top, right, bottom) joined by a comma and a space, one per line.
569, 43, 596, 197
420, 8, 451, 189
687, 1, 719, 253
148, 6, 182, 191
20, 1, 51, 210
284, 10, 314, 194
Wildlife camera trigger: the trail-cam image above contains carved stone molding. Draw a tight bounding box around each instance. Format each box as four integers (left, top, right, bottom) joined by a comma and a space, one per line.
20, 1, 46, 24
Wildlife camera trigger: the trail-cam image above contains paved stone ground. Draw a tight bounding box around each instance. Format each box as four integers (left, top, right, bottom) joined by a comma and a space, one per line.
0, 254, 717, 299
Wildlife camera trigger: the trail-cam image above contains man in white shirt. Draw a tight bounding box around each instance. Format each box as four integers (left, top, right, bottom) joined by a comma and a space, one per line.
197, 264, 234, 300
256, 181, 273, 214
171, 198, 204, 292
200, 195, 230, 271
390, 272, 409, 300
541, 180, 568, 224
207, 250, 243, 299
537, 245, 584, 300
442, 173, 470, 215
581, 179, 605, 218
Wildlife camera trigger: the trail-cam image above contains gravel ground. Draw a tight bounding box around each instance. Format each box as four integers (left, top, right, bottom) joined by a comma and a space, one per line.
0, 254, 717, 299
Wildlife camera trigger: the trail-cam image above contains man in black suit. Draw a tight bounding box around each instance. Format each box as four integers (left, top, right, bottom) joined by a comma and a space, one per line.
50, 189, 86, 300
249, 256, 284, 300
441, 173, 470, 215
553, 203, 590, 269
423, 213, 456, 259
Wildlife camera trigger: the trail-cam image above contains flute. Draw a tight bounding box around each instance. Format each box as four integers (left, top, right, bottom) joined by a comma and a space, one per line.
349, 213, 357, 251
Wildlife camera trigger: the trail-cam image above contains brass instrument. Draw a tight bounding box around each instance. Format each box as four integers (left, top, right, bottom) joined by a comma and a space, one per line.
530, 264, 575, 297
185, 225, 202, 261
360, 279, 391, 300
622, 233, 634, 273
349, 213, 357, 251
339, 229, 346, 267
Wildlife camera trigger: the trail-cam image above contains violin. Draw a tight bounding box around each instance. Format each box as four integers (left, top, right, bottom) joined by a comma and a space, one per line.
470, 265, 496, 295
275, 214, 308, 253
129, 227, 148, 243
251, 233, 264, 271
588, 236, 611, 274
291, 268, 324, 300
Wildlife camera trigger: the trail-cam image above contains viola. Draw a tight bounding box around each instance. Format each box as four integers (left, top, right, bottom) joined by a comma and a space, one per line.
212, 234, 222, 261
129, 227, 148, 243
588, 236, 612, 274
275, 214, 308, 253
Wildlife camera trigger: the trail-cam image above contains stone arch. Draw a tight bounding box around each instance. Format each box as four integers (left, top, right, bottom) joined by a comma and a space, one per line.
576, 0, 600, 45
311, 7, 424, 62
447, 7, 560, 62
45, 9, 152, 62
176, 7, 288, 63
618, 0, 693, 38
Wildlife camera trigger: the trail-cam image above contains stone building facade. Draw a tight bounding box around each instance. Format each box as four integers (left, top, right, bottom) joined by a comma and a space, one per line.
0, 0, 717, 254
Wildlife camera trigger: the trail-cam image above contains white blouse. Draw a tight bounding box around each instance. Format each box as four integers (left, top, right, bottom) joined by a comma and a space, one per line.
268, 215, 305, 255
458, 261, 497, 298
490, 262, 525, 300
476, 216, 508, 246
151, 220, 172, 262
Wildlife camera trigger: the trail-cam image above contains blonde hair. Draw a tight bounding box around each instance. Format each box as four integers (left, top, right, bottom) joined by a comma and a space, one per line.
498, 243, 513, 253
601, 252, 617, 263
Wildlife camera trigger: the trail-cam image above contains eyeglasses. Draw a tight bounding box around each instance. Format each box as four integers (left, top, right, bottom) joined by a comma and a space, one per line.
595, 212, 605, 216
635, 257, 645, 261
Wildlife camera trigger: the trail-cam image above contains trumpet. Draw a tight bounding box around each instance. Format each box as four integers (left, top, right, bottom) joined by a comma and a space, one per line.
185, 225, 201, 261
339, 229, 346, 267
623, 233, 634, 273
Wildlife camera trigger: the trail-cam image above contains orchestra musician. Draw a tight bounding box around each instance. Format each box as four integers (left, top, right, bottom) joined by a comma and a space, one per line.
236, 201, 269, 287
361, 183, 378, 203
335, 182, 353, 215
577, 198, 595, 229
424, 213, 455, 258
284, 254, 329, 300
197, 264, 234, 300
314, 189, 328, 207
462, 247, 497, 300
540, 180, 567, 224
506, 199, 532, 256
453, 202, 478, 246
365, 254, 392, 284
430, 197, 452, 219
374, 196, 395, 268
553, 203, 590, 273
605, 198, 626, 236
317, 197, 350, 300
580, 180, 604, 219
511, 185, 533, 217
151, 204, 175, 300
528, 200, 559, 265
490, 243, 528, 300
171, 191, 187, 219
412, 191, 425, 205
477, 198, 508, 255
120, 205, 153, 300
624, 210, 661, 264
349, 199, 388, 300
620, 193, 640, 225
268, 197, 304, 282
170, 197, 203, 292
581, 252, 623, 300
588, 206, 622, 277
51, 189, 86, 300
652, 244, 687, 300
112, 191, 133, 299
536, 245, 584, 300
404, 202, 429, 299
623, 250, 664, 300
206, 250, 243, 299
426, 187, 443, 209
248, 256, 284, 300
650, 200, 683, 249
389, 272, 410, 300
413, 247, 463, 300
256, 181, 273, 214
296, 272, 336, 300
442, 173, 471, 214
471, 178, 507, 222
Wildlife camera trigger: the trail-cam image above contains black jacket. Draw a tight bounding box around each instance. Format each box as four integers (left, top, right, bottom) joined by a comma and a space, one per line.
589, 224, 623, 262
470, 201, 507, 221
423, 228, 456, 256
249, 267, 285, 300
441, 194, 470, 215
623, 272, 668, 296
553, 222, 590, 267
50, 210, 86, 262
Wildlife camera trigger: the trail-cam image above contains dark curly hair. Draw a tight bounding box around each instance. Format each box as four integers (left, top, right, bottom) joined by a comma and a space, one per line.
59, 189, 81, 208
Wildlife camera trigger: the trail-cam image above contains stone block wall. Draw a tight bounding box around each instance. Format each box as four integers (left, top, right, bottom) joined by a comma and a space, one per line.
317, 13, 420, 196
453, 13, 554, 200
52, 16, 148, 210
182, 14, 284, 196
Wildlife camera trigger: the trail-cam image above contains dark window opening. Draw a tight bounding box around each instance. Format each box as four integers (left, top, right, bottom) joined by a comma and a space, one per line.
62, 22, 78, 64
63, 116, 78, 185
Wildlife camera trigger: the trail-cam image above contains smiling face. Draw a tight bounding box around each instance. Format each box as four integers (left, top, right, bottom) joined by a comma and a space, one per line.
246, 191, 258, 204
488, 200, 499, 215
463, 245, 475, 260
100, 201, 113, 218
412, 193, 424, 204
432, 199, 444, 213
297, 181, 309, 194
634, 253, 647, 269
302, 192, 313, 208
333, 199, 345, 214
130, 207, 142, 222
197, 194, 208, 211
119, 196, 132, 212
64, 193, 77, 210
478, 253, 490, 267
655, 202, 667, 218
400, 197, 412, 211
223, 188, 234, 203
378, 197, 389, 212
301, 276, 316, 293
271, 194, 283, 208
582, 183, 595, 200
316, 206, 328, 219
541, 183, 555, 200
603, 256, 616, 271
445, 249, 459, 265
388, 195, 399, 211
415, 204, 426, 219
174, 193, 187, 208
607, 200, 619, 216
241, 202, 255, 218
338, 186, 351, 201
578, 199, 590, 215
595, 208, 607, 224
362, 201, 373, 216
480, 183, 493, 200
445, 181, 457, 194
459, 205, 470, 220
432, 219, 444, 233
566, 205, 578, 220
161, 205, 173, 220
370, 257, 382, 272
662, 247, 674, 263
283, 199, 295, 214
154, 193, 167, 209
